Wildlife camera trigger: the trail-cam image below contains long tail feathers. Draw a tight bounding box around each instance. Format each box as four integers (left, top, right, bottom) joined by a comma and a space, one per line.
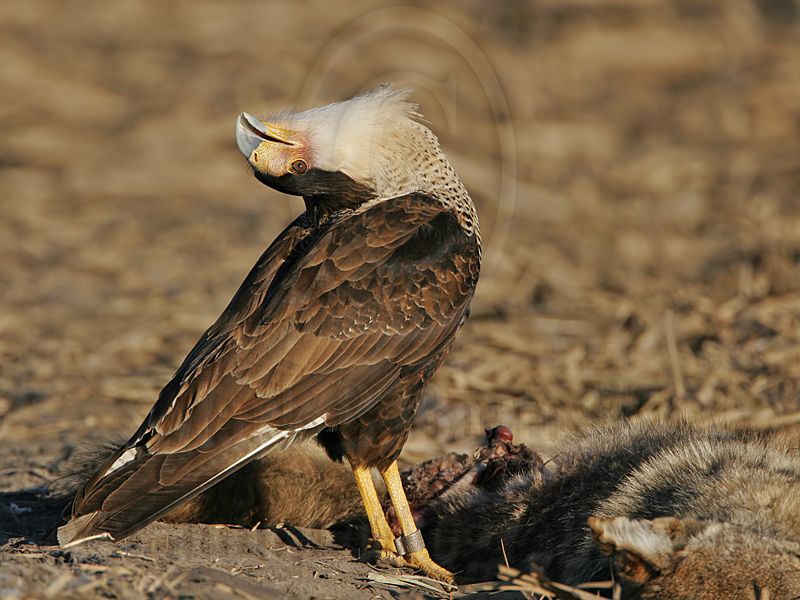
57, 426, 303, 547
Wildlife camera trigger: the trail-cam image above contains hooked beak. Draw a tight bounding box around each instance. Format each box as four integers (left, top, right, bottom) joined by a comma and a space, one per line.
236, 113, 297, 160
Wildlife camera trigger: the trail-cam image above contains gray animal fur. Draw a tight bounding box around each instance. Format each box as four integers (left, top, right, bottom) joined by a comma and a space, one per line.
426, 420, 800, 598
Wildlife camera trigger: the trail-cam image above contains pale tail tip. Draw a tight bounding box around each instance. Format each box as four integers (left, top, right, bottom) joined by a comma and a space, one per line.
57, 513, 114, 548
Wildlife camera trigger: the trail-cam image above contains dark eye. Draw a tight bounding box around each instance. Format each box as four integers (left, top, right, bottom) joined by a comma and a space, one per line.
291, 159, 308, 175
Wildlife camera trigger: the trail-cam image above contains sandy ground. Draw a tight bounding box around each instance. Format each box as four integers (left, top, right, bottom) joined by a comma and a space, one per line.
2, 0, 800, 598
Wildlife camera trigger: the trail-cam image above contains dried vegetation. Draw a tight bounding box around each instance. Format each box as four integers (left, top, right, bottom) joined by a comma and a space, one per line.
1, 0, 799, 597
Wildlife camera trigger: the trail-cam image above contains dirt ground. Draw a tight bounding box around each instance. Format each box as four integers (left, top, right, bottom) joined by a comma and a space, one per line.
2, 0, 800, 598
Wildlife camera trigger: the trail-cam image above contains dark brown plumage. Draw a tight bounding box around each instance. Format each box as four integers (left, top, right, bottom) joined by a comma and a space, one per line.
59, 87, 480, 580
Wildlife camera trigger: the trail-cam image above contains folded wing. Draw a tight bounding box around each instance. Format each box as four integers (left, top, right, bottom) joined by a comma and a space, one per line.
59, 193, 479, 546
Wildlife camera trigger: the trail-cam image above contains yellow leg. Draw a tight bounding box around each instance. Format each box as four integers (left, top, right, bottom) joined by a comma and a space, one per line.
380, 461, 454, 583
351, 465, 396, 557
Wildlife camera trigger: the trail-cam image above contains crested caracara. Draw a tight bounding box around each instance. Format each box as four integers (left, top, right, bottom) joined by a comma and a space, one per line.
58, 86, 481, 582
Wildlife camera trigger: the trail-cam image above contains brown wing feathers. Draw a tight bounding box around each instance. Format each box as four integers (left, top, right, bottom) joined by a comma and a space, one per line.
59, 193, 479, 546
58, 427, 301, 546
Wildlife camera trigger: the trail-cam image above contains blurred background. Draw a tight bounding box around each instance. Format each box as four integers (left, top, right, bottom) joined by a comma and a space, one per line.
2, 0, 800, 473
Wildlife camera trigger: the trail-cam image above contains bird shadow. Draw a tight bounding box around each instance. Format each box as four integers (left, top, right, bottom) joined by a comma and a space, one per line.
266, 521, 369, 557
330, 520, 371, 558
0, 487, 67, 546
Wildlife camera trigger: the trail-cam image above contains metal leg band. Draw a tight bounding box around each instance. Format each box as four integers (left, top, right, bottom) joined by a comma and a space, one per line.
394, 529, 425, 556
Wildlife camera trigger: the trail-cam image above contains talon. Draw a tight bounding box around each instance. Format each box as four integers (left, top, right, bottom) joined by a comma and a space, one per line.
376, 535, 399, 560
405, 548, 455, 583
360, 537, 398, 565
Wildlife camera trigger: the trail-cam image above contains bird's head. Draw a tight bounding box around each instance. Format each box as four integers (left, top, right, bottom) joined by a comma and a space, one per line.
236, 86, 435, 205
